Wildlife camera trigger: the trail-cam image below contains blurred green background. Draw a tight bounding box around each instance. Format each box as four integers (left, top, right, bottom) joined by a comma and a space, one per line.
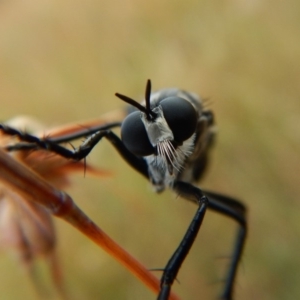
1, 0, 300, 299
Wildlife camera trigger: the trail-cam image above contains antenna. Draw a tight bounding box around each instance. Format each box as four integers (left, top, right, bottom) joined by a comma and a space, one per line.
115, 80, 156, 119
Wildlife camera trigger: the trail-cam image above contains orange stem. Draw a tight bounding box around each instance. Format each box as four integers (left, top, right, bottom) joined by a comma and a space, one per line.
0, 149, 180, 300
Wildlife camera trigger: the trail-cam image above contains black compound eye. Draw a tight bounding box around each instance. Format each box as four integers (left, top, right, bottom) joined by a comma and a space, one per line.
160, 97, 198, 143
121, 111, 155, 156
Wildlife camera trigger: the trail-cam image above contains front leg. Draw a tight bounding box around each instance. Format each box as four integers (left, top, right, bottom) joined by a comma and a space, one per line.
158, 181, 209, 300
1, 124, 149, 178
0, 124, 106, 161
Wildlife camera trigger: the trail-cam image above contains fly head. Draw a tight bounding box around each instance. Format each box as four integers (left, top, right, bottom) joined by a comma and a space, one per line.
115, 80, 198, 173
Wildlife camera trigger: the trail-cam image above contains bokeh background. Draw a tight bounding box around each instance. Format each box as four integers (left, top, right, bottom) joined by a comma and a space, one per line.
1, 0, 300, 299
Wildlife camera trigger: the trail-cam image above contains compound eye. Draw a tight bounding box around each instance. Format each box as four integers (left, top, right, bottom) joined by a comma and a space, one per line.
121, 111, 155, 156
160, 97, 198, 143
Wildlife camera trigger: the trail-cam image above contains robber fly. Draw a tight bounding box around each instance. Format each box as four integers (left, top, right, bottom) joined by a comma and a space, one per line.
0, 80, 247, 300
